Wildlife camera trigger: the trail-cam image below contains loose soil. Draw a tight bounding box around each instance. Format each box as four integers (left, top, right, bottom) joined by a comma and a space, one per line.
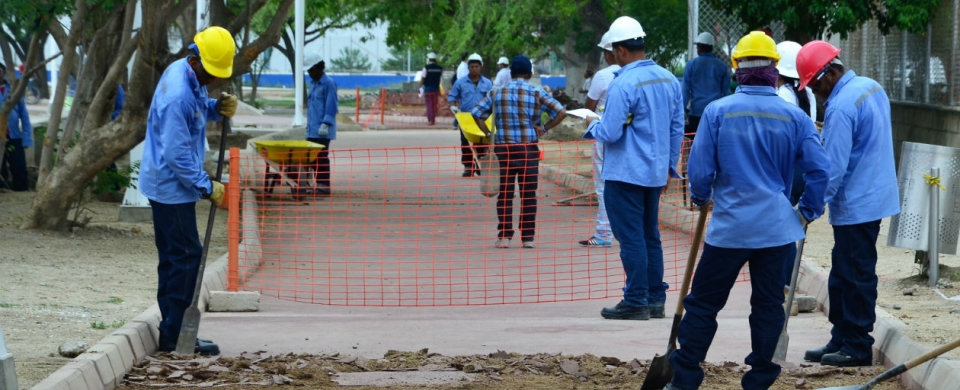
3, 162, 957, 389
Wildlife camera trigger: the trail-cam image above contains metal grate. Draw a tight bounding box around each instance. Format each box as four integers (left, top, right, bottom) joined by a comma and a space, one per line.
887, 142, 960, 254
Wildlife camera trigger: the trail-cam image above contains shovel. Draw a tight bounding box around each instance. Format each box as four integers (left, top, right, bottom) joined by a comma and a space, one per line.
640, 204, 710, 390
818, 337, 960, 390
773, 225, 807, 361
175, 115, 231, 355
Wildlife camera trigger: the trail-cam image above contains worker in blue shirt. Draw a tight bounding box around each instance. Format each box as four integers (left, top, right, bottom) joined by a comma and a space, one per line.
583, 16, 684, 320
0, 62, 33, 192
111, 84, 125, 121
471, 55, 567, 249
797, 41, 900, 368
306, 59, 338, 196
448, 53, 492, 177
683, 32, 730, 139
138, 26, 238, 356
665, 31, 829, 390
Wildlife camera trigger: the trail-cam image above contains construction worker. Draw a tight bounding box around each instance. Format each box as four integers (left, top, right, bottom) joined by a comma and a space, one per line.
583, 16, 683, 320
577, 31, 620, 248
306, 59, 338, 196
797, 40, 900, 368
448, 53, 492, 177
471, 55, 567, 249
493, 57, 511, 88
775, 40, 818, 292
682, 32, 730, 139
139, 26, 238, 356
0, 63, 33, 192
419, 53, 442, 125
665, 31, 829, 390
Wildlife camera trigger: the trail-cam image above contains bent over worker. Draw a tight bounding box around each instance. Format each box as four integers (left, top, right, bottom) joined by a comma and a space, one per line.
797, 40, 900, 368
139, 26, 238, 356
665, 31, 829, 390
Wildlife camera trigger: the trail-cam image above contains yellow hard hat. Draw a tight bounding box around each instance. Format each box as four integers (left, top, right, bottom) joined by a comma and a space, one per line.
731, 31, 779, 69
194, 26, 236, 78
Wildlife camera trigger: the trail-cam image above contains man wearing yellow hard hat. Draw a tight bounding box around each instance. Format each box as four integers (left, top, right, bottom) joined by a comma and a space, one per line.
665, 31, 829, 390
139, 26, 238, 356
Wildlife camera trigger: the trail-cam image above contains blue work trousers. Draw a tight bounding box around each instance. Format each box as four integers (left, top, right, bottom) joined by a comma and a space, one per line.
669, 243, 792, 390
828, 220, 881, 361
604, 180, 667, 306
150, 200, 203, 351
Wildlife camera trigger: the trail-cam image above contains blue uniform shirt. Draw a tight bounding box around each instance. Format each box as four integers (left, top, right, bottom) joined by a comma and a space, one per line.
111, 85, 125, 121
448, 75, 493, 112
138, 58, 223, 204
821, 71, 900, 225
584, 59, 684, 187
683, 52, 730, 117
1, 80, 33, 147
688, 86, 830, 248
306, 74, 339, 140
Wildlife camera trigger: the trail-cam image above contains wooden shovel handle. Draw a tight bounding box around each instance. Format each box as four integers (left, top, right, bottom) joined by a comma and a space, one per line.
675, 204, 709, 316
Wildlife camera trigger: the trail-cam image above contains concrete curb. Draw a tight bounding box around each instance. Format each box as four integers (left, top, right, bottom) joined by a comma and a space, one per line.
799, 260, 960, 390
31, 254, 229, 390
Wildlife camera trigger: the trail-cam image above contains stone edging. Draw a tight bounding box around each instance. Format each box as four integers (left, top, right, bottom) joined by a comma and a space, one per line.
799, 260, 960, 390
30, 254, 229, 390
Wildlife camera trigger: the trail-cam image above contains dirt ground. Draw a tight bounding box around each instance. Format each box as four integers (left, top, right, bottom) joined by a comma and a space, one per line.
1, 176, 957, 389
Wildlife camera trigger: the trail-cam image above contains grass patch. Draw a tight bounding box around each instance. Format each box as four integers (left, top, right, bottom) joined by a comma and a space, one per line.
0, 303, 18, 308
91, 321, 107, 330
111, 320, 126, 328
107, 296, 124, 304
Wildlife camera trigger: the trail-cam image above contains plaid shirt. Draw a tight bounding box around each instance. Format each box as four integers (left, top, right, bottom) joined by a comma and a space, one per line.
472, 79, 564, 144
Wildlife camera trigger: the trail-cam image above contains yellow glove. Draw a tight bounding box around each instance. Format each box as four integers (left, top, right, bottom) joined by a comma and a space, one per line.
209, 181, 225, 207
217, 92, 238, 118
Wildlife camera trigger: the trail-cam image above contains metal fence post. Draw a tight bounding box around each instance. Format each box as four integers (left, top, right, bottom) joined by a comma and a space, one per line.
901, 31, 908, 101
355, 86, 360, 123
929, 167, 941, 287
0, 325, 17, 390
924, 23, 932, 104
952, 0, 959, 106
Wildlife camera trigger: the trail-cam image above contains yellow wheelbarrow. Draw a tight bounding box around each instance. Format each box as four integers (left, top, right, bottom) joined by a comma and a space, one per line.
253, 140, 326, 200
456, 112, 496, 144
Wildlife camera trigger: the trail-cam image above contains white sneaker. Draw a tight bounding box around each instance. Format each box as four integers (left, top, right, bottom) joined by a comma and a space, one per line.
495, 239, 511, 248
522, 241, 535, 249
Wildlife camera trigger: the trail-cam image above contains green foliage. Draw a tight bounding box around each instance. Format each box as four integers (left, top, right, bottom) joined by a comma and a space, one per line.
382, 46, 426, 72
90, 161, 139, 197
329, 47, 372, 72
706, 0, 941, 40
90, 321, 106, 330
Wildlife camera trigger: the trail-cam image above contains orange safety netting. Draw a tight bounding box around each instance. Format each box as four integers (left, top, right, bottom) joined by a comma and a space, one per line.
353, 87, 457, 130
227, 138, 753, 306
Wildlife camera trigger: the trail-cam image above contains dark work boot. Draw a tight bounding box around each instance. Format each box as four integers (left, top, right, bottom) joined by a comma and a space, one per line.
821, 351, 872, 367
600, 301, 649, 320
650, 303, 666, 319
804, 345, 840, 362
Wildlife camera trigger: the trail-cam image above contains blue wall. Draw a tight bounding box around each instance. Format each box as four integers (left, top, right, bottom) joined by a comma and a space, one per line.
246, 73, 570, 90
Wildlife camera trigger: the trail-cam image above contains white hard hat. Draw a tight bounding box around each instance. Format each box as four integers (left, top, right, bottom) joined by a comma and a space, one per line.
775, 41, 802, 79
427, 52, 437, 60
597, 32, 613, 51
303, 55, 323, 69
695, 32, 715, 46
467, 53, 483, 64
606, 16, 646, 43
497, 56, 509, 65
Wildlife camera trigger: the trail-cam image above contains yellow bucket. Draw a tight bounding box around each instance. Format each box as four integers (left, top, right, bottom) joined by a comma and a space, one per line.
456, 112, 496, 144
253, 140, 326, 164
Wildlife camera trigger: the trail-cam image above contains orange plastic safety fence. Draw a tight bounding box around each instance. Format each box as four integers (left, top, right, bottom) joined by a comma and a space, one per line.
356, 88, 456, 130
232, 137, 751, 306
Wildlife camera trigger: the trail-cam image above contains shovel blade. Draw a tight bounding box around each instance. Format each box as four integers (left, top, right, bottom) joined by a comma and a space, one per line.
640, 347, 675, 390
773, 330, 789, 361
174, 306, 201, 355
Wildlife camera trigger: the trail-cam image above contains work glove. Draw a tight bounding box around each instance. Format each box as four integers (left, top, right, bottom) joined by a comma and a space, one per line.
318, 123, 330, 137
217, 92, 238, 118
795, 207, 810, 229
450, 106, 460, 114
204, 181, 225, 207
691, 195, 709, 207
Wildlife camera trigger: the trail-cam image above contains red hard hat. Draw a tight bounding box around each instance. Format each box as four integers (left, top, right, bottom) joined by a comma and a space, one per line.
796, 40, 841, 90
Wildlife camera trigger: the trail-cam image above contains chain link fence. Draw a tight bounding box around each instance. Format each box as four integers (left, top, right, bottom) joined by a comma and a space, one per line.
691, 0, 959, 107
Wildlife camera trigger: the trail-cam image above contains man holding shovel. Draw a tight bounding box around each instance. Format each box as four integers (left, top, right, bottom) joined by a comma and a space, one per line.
663, 31, 829, 390
139, 26, 238, 356
796, 41, 900, 368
